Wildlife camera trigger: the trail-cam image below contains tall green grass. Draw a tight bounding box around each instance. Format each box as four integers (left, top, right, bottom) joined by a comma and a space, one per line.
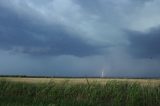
0, 80, 159, 106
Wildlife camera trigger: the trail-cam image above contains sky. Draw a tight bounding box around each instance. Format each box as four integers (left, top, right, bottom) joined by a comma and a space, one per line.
0, 0, 160, 77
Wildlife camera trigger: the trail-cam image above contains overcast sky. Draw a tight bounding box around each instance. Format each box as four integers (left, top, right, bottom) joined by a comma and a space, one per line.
0, 0, 160, 77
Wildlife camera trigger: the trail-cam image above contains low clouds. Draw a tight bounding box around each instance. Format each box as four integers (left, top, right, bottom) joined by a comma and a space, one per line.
127, 27, 160, 58
0, 3, 101, 57
0, 0, 160, 77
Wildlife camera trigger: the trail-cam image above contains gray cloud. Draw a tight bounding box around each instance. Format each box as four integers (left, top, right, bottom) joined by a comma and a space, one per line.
127, 27, 160, 58
0, 0, 160, 77
0, 5, 101, 57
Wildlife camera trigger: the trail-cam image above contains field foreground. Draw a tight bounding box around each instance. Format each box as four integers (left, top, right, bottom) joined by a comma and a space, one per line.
1, 77, 160, 86
0, 78, 160, 106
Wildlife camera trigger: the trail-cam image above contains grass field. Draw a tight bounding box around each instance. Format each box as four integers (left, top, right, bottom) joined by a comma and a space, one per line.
1, 77, 160, 86
0, 77, 160, 106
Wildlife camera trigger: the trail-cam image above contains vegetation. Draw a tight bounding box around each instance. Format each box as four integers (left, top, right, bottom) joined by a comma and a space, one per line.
0, 80, 160, 106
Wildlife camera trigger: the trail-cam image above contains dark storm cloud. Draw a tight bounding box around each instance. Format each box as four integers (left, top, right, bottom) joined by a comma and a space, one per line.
0, 5, 100, 57
127, 27, 160, 58
0, 0, 160, 77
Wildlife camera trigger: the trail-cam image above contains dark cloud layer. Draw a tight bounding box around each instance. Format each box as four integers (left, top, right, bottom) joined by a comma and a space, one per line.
127, 27, 160, 58
0, 0, 160, 77
0, 5, 99, 57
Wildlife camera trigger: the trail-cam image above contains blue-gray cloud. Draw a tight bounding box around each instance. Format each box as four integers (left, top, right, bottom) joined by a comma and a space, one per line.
0, 5, 101, 57
0, 0, 160, 77
127, 27, 160, 58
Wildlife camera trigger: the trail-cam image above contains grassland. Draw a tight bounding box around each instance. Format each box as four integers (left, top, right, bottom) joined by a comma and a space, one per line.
0, 78, 160, 106
1, 77, 160, 86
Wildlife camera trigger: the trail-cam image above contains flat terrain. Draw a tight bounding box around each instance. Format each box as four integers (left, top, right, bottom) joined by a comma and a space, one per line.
1, 77, 160, 86
0, 78, 160, 106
